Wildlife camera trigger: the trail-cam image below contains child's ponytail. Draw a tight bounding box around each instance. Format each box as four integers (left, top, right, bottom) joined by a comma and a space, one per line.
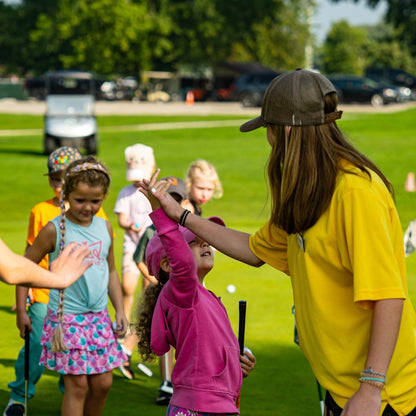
51, 186, 68, 352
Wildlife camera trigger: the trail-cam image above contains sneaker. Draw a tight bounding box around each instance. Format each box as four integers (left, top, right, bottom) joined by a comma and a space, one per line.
118, 356, 134, 380
3, 399, 25, 416
155, 380, 173, 406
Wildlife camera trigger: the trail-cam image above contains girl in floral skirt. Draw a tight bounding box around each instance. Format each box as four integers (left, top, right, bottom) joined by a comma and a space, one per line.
25, 156, 128, 416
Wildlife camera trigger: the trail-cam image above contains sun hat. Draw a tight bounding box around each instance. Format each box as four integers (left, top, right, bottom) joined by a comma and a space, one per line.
240, 68, 342, 132
162, 176, 187, 201
125, 144, 155, 181
45, 146, 83, 175
146, 216, 225, 280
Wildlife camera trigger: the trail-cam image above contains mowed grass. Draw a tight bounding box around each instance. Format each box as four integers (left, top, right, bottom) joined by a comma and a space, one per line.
0, 106, 416, 415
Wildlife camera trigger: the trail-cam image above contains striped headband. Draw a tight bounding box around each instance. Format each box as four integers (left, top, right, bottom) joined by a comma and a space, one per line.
65, 162, 110, 180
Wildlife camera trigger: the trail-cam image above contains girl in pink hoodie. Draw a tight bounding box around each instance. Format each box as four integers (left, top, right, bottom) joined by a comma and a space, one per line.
135, 171, 255, 416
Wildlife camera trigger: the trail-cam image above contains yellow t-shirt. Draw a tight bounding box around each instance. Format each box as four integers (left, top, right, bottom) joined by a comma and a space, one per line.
27, 199, 108, 304
249, 165, 416, 415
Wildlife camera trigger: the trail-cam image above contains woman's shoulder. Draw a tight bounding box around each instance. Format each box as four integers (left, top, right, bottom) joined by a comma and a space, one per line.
336, 163, 393, 205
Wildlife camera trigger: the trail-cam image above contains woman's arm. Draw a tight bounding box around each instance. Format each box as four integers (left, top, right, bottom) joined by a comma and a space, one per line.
140, 171, 263, 267
341, 298, 403, 416
183, 212, 263, 267
0, 238, 90, 288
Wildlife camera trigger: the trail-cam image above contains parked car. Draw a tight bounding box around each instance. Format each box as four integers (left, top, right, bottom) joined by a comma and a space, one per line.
328, 75, 398, 106
365, 67, 416, 100
367, 77, 412, 102
230, 71, 280, 107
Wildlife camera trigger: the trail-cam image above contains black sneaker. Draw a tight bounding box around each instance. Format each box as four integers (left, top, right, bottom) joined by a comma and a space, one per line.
118, 356, 134, 380
155, 380, 173, 406
3, 400, 25, 416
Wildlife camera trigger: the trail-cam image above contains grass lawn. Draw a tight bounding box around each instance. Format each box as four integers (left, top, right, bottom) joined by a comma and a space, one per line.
0, 107, 416, 415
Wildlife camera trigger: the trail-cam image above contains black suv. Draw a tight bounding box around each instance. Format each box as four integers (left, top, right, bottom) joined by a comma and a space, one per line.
366, 67, 416, 90
230, 71, 279, 107
328, 75, 398, 106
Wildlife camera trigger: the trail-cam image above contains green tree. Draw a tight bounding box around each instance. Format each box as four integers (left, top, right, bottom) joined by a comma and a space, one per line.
0, 0, 60, 74
251, 0, 315, 69
0, 0, 317, 75
321, 20, 367, 74
364, 23, 415, 72
29, 0, 155, 75
331, 0, 416, 58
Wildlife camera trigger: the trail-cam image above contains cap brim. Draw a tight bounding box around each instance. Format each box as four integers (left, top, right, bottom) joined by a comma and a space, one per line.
207, 216, 226, 227
240, 116, 266, 132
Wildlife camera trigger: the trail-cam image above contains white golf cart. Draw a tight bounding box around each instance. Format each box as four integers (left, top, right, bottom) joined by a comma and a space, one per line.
43, 70, 98, 155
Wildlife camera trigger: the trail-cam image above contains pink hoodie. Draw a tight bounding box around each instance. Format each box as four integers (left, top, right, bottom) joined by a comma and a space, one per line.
149, 208, 242, 413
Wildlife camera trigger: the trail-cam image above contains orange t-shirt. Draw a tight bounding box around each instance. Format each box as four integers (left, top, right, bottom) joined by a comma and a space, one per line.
27, 199, 108, 303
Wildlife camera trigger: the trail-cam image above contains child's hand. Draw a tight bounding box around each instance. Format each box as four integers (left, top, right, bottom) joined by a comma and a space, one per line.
16, 310, 32, 339
113, 310, 129, 338
240, 347, 256, 378
140, 169, 185, 221
139, 169, 174, 211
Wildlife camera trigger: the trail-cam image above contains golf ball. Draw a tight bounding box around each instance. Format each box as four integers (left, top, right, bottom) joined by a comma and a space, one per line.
112, 321, 123, 331
227, 284, 236, 294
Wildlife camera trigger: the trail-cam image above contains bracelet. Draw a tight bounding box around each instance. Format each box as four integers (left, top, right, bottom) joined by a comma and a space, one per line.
359, 378, 385, 390
361, 367, 386, 384
179, 209, 191, 227
361, 367, 386, 379
360, 376, 386, 383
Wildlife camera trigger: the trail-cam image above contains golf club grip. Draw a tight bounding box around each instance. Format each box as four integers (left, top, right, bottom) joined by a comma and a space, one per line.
238, 300, 247, 355
24, 327, 30, 380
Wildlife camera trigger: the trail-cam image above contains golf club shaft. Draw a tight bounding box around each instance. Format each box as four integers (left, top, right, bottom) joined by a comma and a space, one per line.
236, 300, 247, 409
24, 327, 30, 415
238, 301, 247, 354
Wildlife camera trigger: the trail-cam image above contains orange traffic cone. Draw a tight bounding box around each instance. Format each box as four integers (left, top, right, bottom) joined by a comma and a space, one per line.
186, 91, 194, 106
405, 172, 415, 192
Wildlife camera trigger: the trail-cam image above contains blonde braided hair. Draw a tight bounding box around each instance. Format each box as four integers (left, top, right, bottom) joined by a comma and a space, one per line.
51, 156, 110, 353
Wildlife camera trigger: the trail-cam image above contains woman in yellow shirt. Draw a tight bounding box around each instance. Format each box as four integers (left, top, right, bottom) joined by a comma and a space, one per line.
143, 69, 416, 416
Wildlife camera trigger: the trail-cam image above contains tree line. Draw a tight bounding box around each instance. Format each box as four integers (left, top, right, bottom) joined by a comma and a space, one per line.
0, 0, 415, 77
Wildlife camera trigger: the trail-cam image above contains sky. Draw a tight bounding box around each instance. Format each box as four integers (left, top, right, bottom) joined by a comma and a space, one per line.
313, 0, 387, 42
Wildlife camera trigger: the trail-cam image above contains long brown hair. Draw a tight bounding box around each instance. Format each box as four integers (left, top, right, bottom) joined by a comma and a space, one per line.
268, 92, 394, 235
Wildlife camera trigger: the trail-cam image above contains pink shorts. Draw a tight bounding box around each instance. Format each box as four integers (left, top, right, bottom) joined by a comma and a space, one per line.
167, 405, 238, 416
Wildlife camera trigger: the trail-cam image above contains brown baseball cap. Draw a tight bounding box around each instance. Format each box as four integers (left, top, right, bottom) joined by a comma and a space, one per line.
240, 68, 342, 132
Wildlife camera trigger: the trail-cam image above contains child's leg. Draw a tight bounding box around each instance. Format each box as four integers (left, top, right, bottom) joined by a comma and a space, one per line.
84, 371, 113, 416
8, 302, 47, 403
61, 374, 88, 416
121, 251, 140, 320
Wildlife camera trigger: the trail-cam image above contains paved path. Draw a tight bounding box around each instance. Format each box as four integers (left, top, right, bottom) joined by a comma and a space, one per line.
0, 99, 414, 137
0, 98, 415, 116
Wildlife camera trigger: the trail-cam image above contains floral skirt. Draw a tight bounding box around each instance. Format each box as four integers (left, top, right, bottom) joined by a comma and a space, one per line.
40, 308, 127, 375
167, 405, 238, 416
